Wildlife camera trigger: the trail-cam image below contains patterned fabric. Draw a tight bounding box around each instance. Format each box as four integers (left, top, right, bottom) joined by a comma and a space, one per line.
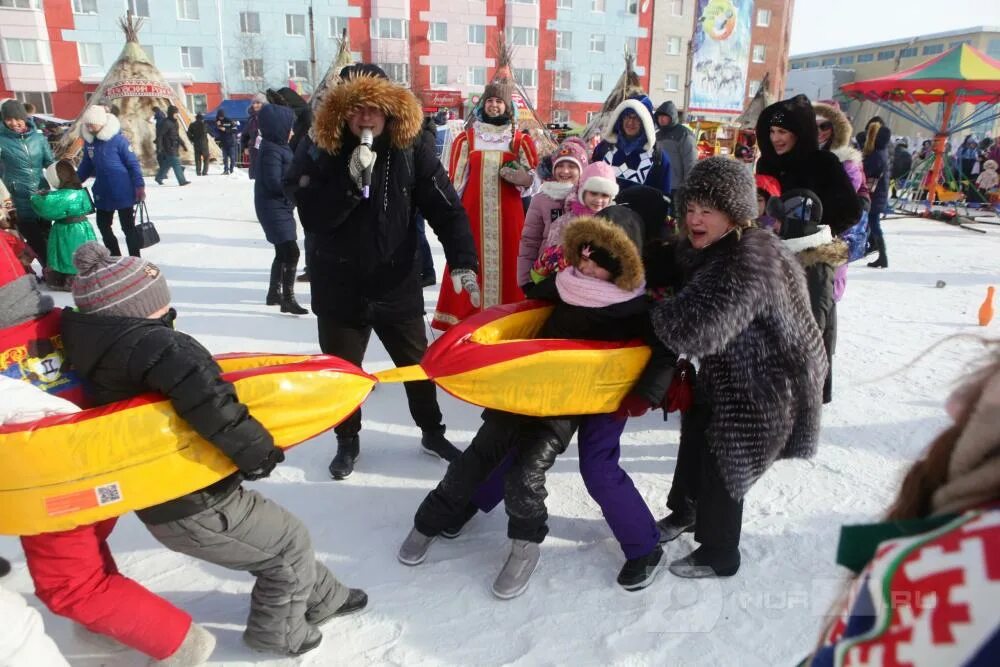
602, 146, 657, 187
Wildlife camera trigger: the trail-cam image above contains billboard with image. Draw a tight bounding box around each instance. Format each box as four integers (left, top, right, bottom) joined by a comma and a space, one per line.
689, 0, 755, 114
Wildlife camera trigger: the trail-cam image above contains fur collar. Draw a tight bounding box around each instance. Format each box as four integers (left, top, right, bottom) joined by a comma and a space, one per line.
813, 102, 852, 151
312, 75, 423, 154
561, 215, 644, 291
80, 114, 121, 143
831, 145, 862, 165
602, 99, 656, 152
782, 225, 848, 268
540, 181, 575, 200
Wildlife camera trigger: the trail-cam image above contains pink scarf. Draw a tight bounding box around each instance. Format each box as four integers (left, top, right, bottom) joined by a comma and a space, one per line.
555, 266, 646, 307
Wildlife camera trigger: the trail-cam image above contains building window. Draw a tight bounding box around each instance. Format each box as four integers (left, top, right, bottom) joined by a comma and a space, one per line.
626, 36, 638, 55
805, 59, 819, 68
513, 67, 537, 88
72, 0, 98, 14
747, 79, 760, 97
242, 58, 263, 79
791, 62, 802, 70
666, 36, 682, 55
838, 55, 854, 65
383, 63, 409, 84
15, 92, 52, 114
286, 14, 305, 36
756, 9, 771, 27
1, 38, 47, 64
185, 93, 207, 114
664, 73, 679, 91
180, 46, 203, 68
430, 65, 448, 85
467, 66, 486, 86
876, 49, 895, 61
821, 57, 836, 66
506, 27, 538, 47
556, 31, 572, 50
627, 0, 638, 14
586, 110, 599, 123
857, 53, 874, 63
752, 44, 766, 63
428, 22, 447, 42
588, 72, 604, 91
329, 16, 348, 38
922, 44, 944, 56
556, 0, 572, 7
900, 47, 918, 57
510, 0, 536, 3
468, 24, 485, 45
77, 42, 103, 67
554, 70, 571, 90
288, 59, 308, 80
127, 0, 149, 17
670, 0, 683, 16
176, 0, 198, 20
373, 18, 408, 40
590, 34, 605, 53
0, 0, 42, 7
552, 109, 569, 124
988, 39, 1000, 59
591, 0, 605, 12
240, 11, 260, 34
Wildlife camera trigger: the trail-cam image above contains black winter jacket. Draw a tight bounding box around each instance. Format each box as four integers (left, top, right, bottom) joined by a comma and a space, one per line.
156, 117, 182, 157
186, 119, 209, 151
285, 129, 478, 324
60, 308, 280, 524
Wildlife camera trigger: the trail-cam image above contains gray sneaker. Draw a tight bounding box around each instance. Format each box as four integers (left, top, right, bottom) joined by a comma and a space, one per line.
398, 527, 436, 566
491, 539, 540, 600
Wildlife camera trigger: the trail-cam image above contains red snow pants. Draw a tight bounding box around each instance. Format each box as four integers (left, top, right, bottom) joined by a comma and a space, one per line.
20, 517, 191, 660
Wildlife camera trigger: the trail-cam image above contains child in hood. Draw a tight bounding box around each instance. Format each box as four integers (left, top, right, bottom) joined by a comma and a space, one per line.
30, 160, 97, 291
754, 174, 782, 234
975, 159, 999, 193
59, 242, 367, 657
400, 212, 675, 598
517, 137, 589, 288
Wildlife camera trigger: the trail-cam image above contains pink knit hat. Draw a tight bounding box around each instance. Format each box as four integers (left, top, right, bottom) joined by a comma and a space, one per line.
551, 137, 589, 172
578, 162, 619, 203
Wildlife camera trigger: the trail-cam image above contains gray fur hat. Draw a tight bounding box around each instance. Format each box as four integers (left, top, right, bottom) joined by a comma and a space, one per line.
678, 156, 758, 228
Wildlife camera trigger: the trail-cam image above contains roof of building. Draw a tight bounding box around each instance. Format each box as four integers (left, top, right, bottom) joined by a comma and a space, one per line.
791, 26, 1000, 60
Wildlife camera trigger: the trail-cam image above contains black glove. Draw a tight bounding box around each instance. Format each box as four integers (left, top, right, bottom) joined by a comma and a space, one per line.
242, 448, 285, 481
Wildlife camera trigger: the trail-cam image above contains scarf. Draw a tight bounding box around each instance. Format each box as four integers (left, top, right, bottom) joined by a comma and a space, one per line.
540, 181, 575, 200
481, 111, 510, 126
555, 266, 645, 307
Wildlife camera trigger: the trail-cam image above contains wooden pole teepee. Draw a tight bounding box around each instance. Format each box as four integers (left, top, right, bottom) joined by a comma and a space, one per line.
310, 28, 355, 112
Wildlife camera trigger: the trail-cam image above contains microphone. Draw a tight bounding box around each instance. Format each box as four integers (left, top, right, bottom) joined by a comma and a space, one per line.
360, 128, 373, 199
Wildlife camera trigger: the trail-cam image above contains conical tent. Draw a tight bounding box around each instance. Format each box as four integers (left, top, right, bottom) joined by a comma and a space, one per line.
582, 50, 646, 142
735, 72, 775, 127
310, 28, 355, 112
58, 13, 219, 174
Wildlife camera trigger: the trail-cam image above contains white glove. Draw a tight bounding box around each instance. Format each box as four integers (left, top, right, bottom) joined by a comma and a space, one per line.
451, 269, 481, 308
348, 144, 377, 191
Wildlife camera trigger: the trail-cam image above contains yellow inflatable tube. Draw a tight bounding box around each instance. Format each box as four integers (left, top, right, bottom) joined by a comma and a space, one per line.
1, 354, 375, 536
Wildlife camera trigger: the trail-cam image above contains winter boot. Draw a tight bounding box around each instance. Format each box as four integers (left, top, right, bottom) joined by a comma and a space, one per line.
265, 258, 281, 305
0, 556, 9, 578
307, 588, 368, 626
245, 626, 321, 657
492, 539, 540, 600
657, 513, 696, 543
617, 545, 665, 591
328, 436, 359, 480
296, 269, 310, 283
280, 263, 308, 315
152, 623, 216, 666
398, 527, 436, 566
421, 426, 462, 462
867, 237, 888, 268
668, 545, 741, 578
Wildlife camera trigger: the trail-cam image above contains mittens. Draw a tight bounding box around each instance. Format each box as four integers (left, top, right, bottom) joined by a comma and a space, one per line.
242, 448, 286, 481
348, 144, 377, 191
450, 269, 481, 308
531, 244, 567, 283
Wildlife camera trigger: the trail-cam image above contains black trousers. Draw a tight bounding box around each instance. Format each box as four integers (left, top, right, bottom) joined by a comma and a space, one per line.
666, 403, 744, 551
194, 147, 209, 175
96, 207, 139, 257
317, 315, 442, 440
13, 205, 50, 267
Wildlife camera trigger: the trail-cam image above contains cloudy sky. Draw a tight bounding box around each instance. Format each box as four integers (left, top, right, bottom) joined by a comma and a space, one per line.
789, 0, 1000, 55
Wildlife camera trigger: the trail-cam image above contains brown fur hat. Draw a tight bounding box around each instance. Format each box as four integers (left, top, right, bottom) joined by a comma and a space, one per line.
562, 215, 644, 291
312, 74, 423, 154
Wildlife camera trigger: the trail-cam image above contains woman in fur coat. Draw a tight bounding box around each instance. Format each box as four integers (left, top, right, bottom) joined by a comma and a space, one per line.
649, 158, 828, 578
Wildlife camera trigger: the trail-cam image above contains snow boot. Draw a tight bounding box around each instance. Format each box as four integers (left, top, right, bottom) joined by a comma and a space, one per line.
0, 556, 9, 578
492, 539, 540, 600
308, 588, 368, 626
657, 513, 696, 543
398, 527, 436, 566
328, 436, 359, 480
265, 258, 281, 305
280, 263, 308, 315
867, 237, 888, 268
668, 545, 741, 578
617, 545, 665, 591
420, 426, 462, 462
153, 623, 216, 666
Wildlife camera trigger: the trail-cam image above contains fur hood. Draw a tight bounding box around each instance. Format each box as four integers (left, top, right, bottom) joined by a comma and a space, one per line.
812, 102, 852, 151
312, 75, 423, 154
782, 225, 849, 269
831, 145, 862, 166
561, 215, 644, 291
602, 98, 657, 152
80, 114, 121, 143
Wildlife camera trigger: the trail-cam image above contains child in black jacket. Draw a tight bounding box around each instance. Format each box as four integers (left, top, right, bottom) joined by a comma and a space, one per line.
60, 242, 366, 657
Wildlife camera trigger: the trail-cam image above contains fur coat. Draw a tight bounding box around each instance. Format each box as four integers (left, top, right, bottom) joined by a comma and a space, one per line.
650, 228, 828, 499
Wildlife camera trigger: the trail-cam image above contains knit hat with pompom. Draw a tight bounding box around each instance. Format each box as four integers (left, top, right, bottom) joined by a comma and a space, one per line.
71, 242, 170, 318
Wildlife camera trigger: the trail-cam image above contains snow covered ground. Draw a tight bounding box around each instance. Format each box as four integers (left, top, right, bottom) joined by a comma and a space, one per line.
2, 171, 997, 666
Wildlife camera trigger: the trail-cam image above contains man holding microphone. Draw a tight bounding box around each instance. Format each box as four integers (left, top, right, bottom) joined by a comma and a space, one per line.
285, 64, 480, 480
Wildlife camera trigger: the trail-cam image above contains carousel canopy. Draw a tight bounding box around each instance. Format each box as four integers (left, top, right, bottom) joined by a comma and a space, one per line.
841, 44, 1000, 104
